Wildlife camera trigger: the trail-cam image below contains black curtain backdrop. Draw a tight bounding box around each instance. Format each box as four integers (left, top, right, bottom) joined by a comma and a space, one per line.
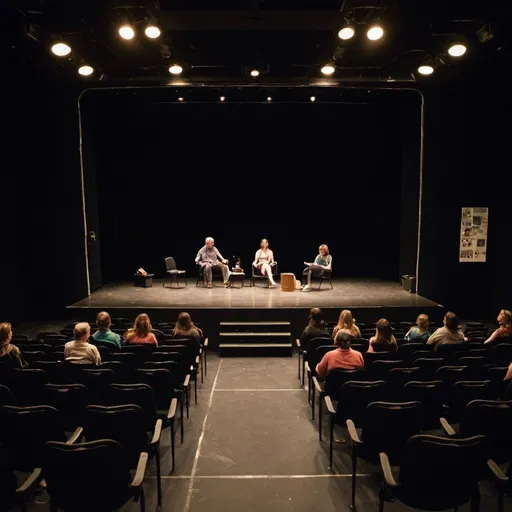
84, 91, 407, 283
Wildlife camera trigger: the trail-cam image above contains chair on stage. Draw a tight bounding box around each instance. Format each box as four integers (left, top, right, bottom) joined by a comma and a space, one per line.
302, 266, 333, 290
252, 262, 278, 287
163, 257, 187, 288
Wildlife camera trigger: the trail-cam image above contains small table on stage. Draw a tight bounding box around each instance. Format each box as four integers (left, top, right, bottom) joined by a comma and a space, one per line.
280, 273, 296, 292
134, 273, 154, 288
230, 268, 246, 288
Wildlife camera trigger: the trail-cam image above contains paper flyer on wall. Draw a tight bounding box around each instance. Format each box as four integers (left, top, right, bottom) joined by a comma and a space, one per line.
460, 207, 488, 262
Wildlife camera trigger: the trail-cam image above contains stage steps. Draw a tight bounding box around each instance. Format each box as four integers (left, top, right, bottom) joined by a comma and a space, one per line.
219, 321, 292, 356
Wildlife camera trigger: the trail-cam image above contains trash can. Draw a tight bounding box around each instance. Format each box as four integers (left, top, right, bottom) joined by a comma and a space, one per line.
401, 275, 416, 293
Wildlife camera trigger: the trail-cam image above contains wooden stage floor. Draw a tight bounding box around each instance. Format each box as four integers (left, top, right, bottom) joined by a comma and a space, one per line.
70, 278, 440, 310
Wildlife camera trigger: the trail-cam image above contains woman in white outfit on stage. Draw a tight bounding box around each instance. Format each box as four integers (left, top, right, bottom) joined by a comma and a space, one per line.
252, 239, 278, 288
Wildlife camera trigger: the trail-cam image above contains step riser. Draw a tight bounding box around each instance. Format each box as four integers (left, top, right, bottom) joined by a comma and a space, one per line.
220, 337, 291, 344
219, 346, 292, 357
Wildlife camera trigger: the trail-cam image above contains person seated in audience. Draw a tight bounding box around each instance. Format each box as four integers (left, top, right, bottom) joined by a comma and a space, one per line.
64, 322, 101, 365
427, 311, 467, 349
300, 308, 330, 351
332, 309, 361, 339
0, 322, 27, 369
195, 237, 231, 288
92, 311, 122, 349
484, 309, 512, 344
368, 318, 398, 353
172, 312, 203, 350
316, 332, 364, 379
252, 238, 277, 288
301, 244, 332, 292
505, 362, 512, 381
405, 314, 431, 343
125, 313, 158, 345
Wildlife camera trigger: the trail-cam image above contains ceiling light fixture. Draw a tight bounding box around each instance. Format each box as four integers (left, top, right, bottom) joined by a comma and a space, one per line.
250, 69, 260, 77
169, 64, 183, 75
118, 25, 135, 40
338, 27, 355, 40
145, 26, 161, 39
267, 96, 272, 102
220, 96, 226, 102
321, 65, 335, 75
51, 42, 71, 57
310, 96, 316, 102
448, 43, 467, 57
367, 25, 384, 41
178, 97, 184, 102
417, 65, 434, 75
78, 65, 94, 76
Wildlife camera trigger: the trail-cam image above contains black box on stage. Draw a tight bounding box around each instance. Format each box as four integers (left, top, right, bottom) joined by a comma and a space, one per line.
401, 275, 416, 293
134, 273, 154, 288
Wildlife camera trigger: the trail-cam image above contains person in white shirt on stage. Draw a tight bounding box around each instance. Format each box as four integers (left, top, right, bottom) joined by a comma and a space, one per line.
252, 238, 277, 288
195, 237, 231, 288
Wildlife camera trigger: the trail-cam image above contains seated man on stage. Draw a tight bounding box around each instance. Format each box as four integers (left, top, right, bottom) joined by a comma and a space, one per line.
195, 237, 231, 288
301, 244, 332, 292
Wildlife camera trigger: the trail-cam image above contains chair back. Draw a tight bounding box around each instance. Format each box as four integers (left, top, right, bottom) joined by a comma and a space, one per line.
134, 369, 175, 410
388, 367, 421, 394
360, 401, 424, 463
399, 343, 426, 360
8, 369, 49, 406
336, 381, 387, 426
402, 381, 444, 428
484, 365, 509, 399
44, 439, 134, 511
109, 383, 157, 432
79, 369, 116, 403
0, 405, 66, 471
370, 360, 404, 380
435, 365, 470, 389
489, 343, 512, 365
397, 434, 488, 510
165, 257, 177, 272
446, 381, 491, 421
412, 358, 445, 379
324, 368, 367, 398
44, 383, 89, 431
304, 336, 333, 359
0, 385, 16, 406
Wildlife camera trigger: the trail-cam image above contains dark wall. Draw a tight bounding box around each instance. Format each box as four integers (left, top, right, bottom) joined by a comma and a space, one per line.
419, 76, 511, 317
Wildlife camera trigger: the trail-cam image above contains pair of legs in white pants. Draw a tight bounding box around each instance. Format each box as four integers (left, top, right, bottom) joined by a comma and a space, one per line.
258, 263, 277, 287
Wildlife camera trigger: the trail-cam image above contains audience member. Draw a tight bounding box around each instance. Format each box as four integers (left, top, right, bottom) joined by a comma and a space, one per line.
0, 322, 27, 369
92, 311, 122, 349
172, 312, 202, 350
405, 314, 431, 343
125, 313, 158, 345
64, 322, 101, 365
300, 308, 330, 351
484, 309, 512, 344
368, 318, 398, 353
332, 309, 361, 339
427, 312, 467, 349
316, 332, 364, 378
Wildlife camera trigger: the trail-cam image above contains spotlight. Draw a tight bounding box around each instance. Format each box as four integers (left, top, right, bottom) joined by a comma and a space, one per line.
367, 25, 384, 41
338, 27, 355, 40
51, 42, 71, 57
178, 97, 184, 102
310, 96, 316, 102
169, 64, 183, 75
250, 69, 260, 77
417, 65, 434, 75
220, 96, 226, 102
118, 25, 135, 40
145, 26, 161, 39
78, 65, 94, 76
321, 65, 335, 75
448, 44, 467, 57
267, 96, 272, 102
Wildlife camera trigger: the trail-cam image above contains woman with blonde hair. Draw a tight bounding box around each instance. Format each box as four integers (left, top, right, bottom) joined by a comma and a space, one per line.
301, 244, 332, 292
252, 238, 277, 288
405, 314, 431, 343
484, 309, 512, 344
368, 318, 398, 353
0, 322, 27, 369
125, 313, 158, 345
332, 310, 361, 339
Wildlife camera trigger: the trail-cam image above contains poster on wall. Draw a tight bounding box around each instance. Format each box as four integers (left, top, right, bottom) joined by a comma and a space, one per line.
460, 207, 489, 262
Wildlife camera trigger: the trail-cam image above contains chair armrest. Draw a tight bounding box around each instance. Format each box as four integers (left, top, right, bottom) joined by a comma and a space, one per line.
305, 361, 310, 373
17, 467, 43, 495
346, 419, 362, 444
203, 338, 209, 347
312, 376, 323, 394
295, 338, 301, 348
183, 374, 191, 387
195, 355, 200, 365
130, 452, 148, 488
325, 396, 336, 415
66, 427, 84, 444
487, 459, 508, 483
379, 452, 398, 488
150, 419, 163, 446
440, 417, 457, 437
167, 398, 178, 420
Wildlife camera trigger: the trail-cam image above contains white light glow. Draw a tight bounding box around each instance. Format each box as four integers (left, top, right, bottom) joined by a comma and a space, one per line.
321, 65, 335, 75
267, 96, 272, 102
78, 65, 94, 76
169, 65, 183, 75
418, 65, 434, 75
220, 96, 226, 102
448, 44, 467, 57
367, 26, 384, 41
178, 97, 184, 102
310, 96, 316, 102
119, 25, 135, 40
145, 26, 161, 39
338, 27, 355, 40
51, 43, 71, 57
250, 69, 260, 77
